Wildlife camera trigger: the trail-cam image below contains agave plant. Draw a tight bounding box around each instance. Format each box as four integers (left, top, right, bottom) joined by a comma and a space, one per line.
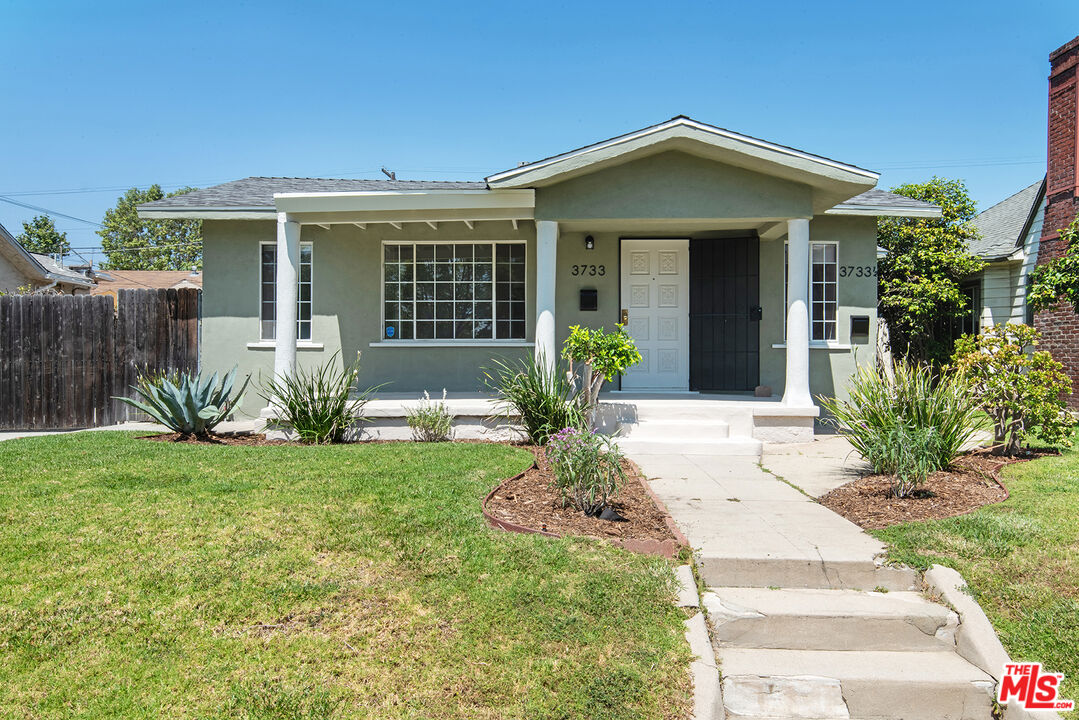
117, 367, 249, 437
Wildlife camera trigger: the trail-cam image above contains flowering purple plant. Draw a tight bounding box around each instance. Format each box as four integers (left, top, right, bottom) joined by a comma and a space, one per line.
545, 426, 624, 515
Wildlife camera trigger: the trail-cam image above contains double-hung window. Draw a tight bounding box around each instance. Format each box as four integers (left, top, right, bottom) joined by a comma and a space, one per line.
260, 242, 313, 341
383, 242, 526, 341
784, 241, 838, 342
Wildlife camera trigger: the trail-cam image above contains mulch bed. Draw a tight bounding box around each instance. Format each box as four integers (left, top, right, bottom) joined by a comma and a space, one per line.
139, 432, 287, 446
483, 446, 686, 557
819, 449, 1056, 530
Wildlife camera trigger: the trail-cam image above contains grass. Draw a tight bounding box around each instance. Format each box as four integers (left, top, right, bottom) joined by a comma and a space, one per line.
874, 440, 1079, 701
0, 432, 691, 719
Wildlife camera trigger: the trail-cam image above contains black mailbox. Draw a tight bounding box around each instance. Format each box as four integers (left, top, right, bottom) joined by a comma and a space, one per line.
850, 315, 870, 339
579, 288, 598, 312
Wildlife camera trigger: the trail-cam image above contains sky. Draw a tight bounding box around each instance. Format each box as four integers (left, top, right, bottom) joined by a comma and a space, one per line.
1, 0, 1077, 266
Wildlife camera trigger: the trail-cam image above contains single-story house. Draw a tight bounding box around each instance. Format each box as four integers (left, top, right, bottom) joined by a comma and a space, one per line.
963, 178, 1046, 334
137, 116, 940, 440
0, 221, 94, 295
90, 269, 203, 298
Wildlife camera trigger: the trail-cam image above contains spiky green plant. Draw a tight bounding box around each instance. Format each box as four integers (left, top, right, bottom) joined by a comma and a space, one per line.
116, 367, 249, 437
258, 352, 381, 444
482, 353, 586, 445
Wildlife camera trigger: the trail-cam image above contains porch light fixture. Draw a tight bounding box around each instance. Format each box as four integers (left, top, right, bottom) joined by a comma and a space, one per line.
585, 235, 595, 250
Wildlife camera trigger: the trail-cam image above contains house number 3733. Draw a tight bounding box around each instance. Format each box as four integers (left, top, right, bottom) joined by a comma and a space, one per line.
570, 264, 605, 276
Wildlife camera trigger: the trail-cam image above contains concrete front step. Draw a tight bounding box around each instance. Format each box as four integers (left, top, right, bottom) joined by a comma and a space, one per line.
616, 436, 763, 456
623, 418, 732, 440
720, 648, 995, 720
696, 555, 920, 591
704, 587, 958, 652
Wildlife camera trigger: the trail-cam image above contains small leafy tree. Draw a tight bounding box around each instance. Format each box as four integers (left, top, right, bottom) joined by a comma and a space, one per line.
561, 324, 642, 417
952, 324, 1074, 455
98, 185, 203, 270
1028, 219, 1079, 314
16, 215, 70, 255
877, 177, 985, 364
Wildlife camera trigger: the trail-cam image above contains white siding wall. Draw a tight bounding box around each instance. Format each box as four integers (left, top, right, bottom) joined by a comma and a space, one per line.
1017, 195, 1046, 324
979, 263, 1023, 327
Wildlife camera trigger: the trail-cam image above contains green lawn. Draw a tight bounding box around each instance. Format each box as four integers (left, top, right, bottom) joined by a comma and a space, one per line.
874, 444, 1079, 701
0, 433, 690, 720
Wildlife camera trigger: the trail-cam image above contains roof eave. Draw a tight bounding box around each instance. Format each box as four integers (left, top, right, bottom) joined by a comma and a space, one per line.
825, 204, 943, 218
137, 206, 276, 220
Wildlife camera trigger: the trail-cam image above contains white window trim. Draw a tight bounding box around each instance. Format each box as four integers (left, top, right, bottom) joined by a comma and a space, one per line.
784, 239, 839, 343
259, 240, 314, 343
380, 239, 527, 343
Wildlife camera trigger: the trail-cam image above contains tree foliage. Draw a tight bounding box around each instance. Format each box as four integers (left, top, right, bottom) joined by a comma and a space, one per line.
561, 324, 643, 412
16, 215, 69, 255
97, 185, 202, 270
877, 177, 984, 364
1028, 219, 1079, 314
952, 323, 1073, 455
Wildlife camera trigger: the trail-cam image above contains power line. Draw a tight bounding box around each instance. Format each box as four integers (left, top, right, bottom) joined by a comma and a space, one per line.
0, 196, 102, 226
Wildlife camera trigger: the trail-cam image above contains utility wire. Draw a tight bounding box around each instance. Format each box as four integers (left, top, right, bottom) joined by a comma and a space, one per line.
0, 195, 102, 226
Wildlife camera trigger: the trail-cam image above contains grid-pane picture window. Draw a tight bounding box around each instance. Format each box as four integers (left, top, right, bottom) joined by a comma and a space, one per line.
260, 243, 313, 341
810, 243, 837, 341
384, 242, 525, 341
784, 241, 838, 342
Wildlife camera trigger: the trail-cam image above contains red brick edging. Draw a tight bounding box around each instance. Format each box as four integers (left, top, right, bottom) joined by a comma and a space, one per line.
481, 455, 690, 560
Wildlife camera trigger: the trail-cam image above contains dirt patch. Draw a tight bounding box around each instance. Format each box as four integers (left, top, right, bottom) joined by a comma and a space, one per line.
819, 449, 1054, 529
483, 446, 685, 556
139, 432, 287, 446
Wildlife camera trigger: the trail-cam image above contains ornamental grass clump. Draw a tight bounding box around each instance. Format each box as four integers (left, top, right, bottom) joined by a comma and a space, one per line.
258, 351, 380, 443
546, 426, 626, 516
117, 366, 249, 438
482, 354, 586, 444
406, 389, 454, 442
819, 360, 982, 497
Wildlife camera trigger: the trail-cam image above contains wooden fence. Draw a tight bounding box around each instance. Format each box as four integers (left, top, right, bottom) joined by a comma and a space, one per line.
0, 288, 200, 430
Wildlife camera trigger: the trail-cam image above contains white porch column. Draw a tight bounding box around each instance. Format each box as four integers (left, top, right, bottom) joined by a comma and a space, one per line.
273, 212, 301, 380
535, 220, 558, 370
782, 217, 813, 407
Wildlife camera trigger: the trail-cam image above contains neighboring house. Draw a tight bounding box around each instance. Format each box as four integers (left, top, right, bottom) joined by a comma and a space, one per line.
0, 221, 94, 294
964, 178, 1046, 334
138, 115, 940, 439
90, 269, 203, 297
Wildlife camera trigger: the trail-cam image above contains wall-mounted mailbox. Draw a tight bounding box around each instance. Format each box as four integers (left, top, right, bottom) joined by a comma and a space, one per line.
850, 315, 870, 340
579, 288, 598, 312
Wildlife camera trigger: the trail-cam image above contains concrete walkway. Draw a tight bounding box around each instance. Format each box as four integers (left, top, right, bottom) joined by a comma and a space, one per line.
629, 437, 998, 720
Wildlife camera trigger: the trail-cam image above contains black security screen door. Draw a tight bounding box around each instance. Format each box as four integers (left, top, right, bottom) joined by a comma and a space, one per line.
689, 236, 761, 391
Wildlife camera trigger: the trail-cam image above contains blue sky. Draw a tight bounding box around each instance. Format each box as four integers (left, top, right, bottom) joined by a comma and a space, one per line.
1, 0, 1076, 265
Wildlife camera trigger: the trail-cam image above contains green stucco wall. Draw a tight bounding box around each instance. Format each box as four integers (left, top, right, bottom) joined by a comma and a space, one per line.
535, 151, 813, 221
201, 220, 536, 413
758, 214, 879, 401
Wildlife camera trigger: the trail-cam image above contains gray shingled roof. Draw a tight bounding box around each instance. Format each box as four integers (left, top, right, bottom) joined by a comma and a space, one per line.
969, 180, 1044, 260
836, 188, 941, 211
30, 253, 93, 284
140, 175, 940, 215
140, 177, 487, 210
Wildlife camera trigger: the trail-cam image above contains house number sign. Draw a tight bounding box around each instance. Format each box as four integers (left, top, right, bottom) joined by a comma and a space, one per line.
570, 264, 606, 277
839, 265, 877, 278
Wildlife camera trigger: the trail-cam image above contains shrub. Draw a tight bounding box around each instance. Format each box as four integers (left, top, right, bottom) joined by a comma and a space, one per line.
258, 352, 380, 444
546, 427, 626, 515
819, 360, 982, 495
482, 354, 586, 444
952, 323, 1074, 455
117, 366, 249, 437
561, 324, 642, 421
406, 389, 454, 442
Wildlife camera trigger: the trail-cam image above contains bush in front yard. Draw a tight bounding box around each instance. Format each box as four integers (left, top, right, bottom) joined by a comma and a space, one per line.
546, 427, 626, 515
561, 324, 642, 422
952, 323, 1074, 455
258, 352, 380, 443
405, 390, 454, 442
482, 354, 586, 444
117, 366, 248, 437
820, 360, 982, 497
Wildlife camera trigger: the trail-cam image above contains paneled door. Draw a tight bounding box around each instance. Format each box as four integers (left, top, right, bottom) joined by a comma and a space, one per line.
619, 239, 690, 390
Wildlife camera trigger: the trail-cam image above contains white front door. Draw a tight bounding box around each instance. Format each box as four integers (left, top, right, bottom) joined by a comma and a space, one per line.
619, 239, 690, 390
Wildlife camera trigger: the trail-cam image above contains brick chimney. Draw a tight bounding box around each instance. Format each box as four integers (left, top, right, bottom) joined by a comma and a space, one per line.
1036, 36, 1079, 406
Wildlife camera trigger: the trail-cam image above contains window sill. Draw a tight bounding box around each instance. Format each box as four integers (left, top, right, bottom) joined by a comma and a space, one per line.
369, 340, 534, 348
246, 341, 325, 350
771, 342, 854, 351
